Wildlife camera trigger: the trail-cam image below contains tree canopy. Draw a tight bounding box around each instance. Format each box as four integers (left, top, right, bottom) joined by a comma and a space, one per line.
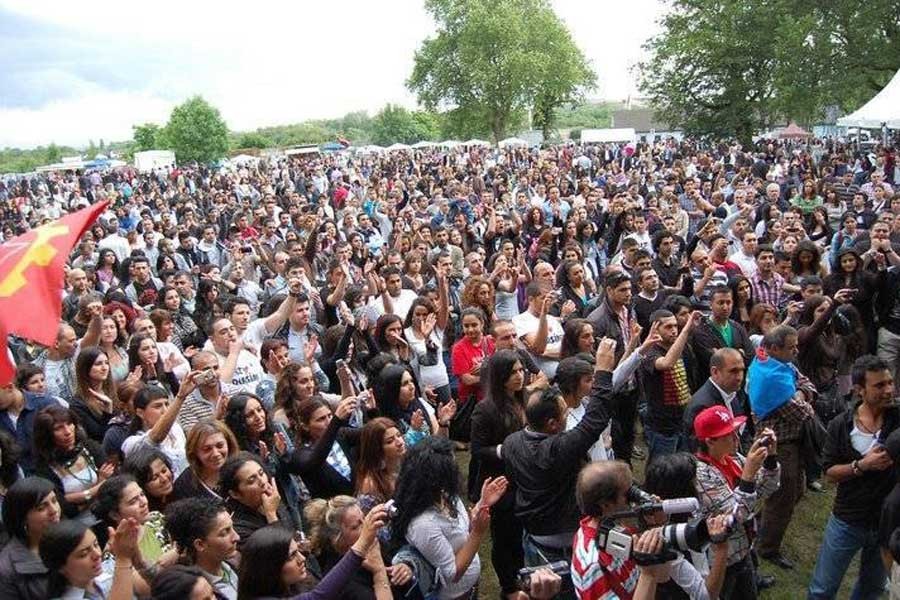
639, 0, 900, 143
407, 0, 595, 142
163, 96, 230, 164
370, 104, 440, 145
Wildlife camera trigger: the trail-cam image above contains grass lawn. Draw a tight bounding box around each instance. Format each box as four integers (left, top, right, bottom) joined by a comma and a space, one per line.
456, 447, 858, 599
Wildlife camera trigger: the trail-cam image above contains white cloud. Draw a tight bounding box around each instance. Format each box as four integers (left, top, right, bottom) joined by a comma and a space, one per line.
0, 0, 664, 148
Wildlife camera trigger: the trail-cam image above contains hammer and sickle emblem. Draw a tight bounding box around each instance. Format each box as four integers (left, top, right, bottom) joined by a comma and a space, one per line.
0, 223, 69, 297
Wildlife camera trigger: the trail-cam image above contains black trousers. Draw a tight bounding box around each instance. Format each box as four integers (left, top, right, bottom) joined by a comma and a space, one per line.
490, 505, 525, 596
611, 388, 640, 464
720, 555, 759, 600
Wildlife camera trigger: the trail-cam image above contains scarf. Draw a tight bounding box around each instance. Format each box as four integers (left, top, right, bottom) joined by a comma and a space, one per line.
696, 451, 743, 490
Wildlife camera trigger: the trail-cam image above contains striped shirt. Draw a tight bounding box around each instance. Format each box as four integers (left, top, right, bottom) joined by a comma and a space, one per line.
572, 518, 640, 600
750, 271, 786, 308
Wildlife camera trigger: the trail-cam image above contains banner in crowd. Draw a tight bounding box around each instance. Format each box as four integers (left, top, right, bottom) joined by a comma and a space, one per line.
0, 200, 108, 384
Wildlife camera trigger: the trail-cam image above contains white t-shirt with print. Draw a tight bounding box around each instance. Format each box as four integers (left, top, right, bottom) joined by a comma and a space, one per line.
512, 310, 563, 378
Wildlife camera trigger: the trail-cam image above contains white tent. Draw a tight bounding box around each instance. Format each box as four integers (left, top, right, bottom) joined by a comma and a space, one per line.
463, 138, 490, 147
498, 137, 528, 148
411, 141, 436, 149
386, 143, 412, 151
359, 145, 385, 154
838, 70, 900, 129
581, 128, 637, 144
440, 140, 462, 148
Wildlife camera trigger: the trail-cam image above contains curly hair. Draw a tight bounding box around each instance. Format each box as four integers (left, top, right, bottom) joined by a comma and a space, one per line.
164, 497, 228, 561
274, 363, 316, 439
461, 276, 495, 323
303, 495, 359, 555
223, 393, 275, 453
391, 436, 461, 541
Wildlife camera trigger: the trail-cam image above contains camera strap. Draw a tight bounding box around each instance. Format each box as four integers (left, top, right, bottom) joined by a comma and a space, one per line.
596, 557, 631, 599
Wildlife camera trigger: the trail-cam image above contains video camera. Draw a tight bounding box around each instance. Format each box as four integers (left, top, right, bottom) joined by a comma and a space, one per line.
517, 560, 570, 591
595, 486, 733, 566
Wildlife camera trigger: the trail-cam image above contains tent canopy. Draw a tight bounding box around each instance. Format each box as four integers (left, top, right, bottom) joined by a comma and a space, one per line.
581, 128, 636, 144
440, 140, 462, 148
386, 143, 412, 151
778, 122, 811, 139
411, 141, 436, 148
463, 139, 490, 147
498, 137, 527, 148
837, 70, 900, 129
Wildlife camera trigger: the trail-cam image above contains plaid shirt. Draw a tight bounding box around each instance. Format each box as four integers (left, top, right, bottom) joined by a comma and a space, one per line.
750, 271, 786, 308
695, 456, 781, 565
756, 367, 817, 443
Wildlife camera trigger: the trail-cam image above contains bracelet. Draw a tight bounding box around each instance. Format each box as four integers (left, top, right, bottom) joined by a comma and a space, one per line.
852, 460, 862, 476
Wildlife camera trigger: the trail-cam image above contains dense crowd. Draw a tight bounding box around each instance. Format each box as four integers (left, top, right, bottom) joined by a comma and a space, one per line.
0, 136, 898, 600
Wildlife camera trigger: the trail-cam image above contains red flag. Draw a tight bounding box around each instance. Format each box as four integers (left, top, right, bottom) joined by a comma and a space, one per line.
0, 201, 109, 384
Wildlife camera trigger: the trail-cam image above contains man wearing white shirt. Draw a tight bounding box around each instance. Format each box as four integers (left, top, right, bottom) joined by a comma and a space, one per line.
221, 279, 300, 351
730, 230, 759, 277
513, 282, 564, 378
208, 318, 266, 394
97, 216, 131, 262
369, 266, 418, 320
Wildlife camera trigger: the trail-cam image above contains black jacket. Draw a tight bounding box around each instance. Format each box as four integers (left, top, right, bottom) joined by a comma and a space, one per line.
34, 441, 106, 519
0, 537, 49, 600
226, 498, 297, 551
470, 398, 523, 507
282, 415, 359, 499
586, 299, 633, 364
690, 317, 755, 376
683, 379, 755, 451
502, 371, 613, 537
823, 401, 900, 529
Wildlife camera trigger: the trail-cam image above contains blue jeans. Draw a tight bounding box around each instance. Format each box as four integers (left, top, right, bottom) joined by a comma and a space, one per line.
808, 514, 886, 600
645, 429, 688, 463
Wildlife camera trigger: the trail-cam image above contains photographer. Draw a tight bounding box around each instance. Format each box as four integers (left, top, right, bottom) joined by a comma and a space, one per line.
572, 461, 730, 600
692, 407, 781, 599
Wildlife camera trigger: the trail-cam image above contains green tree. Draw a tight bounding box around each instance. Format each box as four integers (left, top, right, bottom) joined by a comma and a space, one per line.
85, 140, 98, 160
639, 0, 900, 143
163, 96, 229, 164
408, 0, 595, 143
132, 123, 167, 152
371, 104, 440, 145
234, 132, 273, 149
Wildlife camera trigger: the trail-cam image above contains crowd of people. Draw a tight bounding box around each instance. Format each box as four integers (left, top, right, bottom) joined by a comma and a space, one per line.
0, 135, 897, 600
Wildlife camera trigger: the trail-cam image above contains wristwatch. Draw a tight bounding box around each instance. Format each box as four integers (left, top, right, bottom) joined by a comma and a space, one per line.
851, 460, 863, 476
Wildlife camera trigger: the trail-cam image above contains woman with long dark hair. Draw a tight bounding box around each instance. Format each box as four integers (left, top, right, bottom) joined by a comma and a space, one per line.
0, 477, 61, 599
122, 448, 175, 514
39, 517, 140, 600
220, 452, 296, 548
127, 334, 180, 395
391, 437, 507, 600
91, 474, 174, 592
728, 275, 755, 330
403, 296, 452, 406
283, 396, 360, 499
554, 259, 595, 318
824, 247, 882, 351
469, 349, 526, 599
98, 315, 130, 383
237, 507, 387, 600
560, 318, 595, 359
70, 346, 118, 444
155, 286, 200, 351
373, 314, 413, 365
355, 417, 406, 510
171, 419, 240, 502
33, 405, 112, 523
374, 364, 455, 446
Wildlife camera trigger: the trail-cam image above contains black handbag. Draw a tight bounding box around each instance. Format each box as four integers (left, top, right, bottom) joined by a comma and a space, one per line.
449, 393, 476, 443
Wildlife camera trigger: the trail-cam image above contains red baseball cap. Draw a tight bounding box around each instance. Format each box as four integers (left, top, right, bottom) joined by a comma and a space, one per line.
693, 405, 747, 440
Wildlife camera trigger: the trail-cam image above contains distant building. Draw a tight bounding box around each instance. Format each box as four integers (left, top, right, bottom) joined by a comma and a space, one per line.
610, 108, 683, 142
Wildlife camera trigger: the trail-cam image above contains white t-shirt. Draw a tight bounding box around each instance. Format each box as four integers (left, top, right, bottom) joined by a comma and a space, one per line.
216, 348, 265, 394
122, 424, 188, 477
512, 310, 563, 378
370, 289, 419, 320
405, 326, 449, 388
241, 318, 272, 352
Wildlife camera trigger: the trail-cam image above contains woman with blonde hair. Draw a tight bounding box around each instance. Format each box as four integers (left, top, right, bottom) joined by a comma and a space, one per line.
172, 419, 240, 502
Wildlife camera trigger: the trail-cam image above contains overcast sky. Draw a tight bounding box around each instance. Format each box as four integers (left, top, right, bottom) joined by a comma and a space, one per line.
0, 0, 664, 149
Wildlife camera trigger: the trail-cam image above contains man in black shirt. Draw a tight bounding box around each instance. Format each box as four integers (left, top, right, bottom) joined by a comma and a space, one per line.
808, 355, 899, 599
637, 309, 700, 462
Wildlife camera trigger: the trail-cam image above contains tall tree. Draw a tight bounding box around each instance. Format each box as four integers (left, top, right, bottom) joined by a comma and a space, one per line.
132, 123, 167, 152
639, 0, 900, 143
371, 104, 440, 145
408, 0, 595, 143
163, 96, 229, 164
